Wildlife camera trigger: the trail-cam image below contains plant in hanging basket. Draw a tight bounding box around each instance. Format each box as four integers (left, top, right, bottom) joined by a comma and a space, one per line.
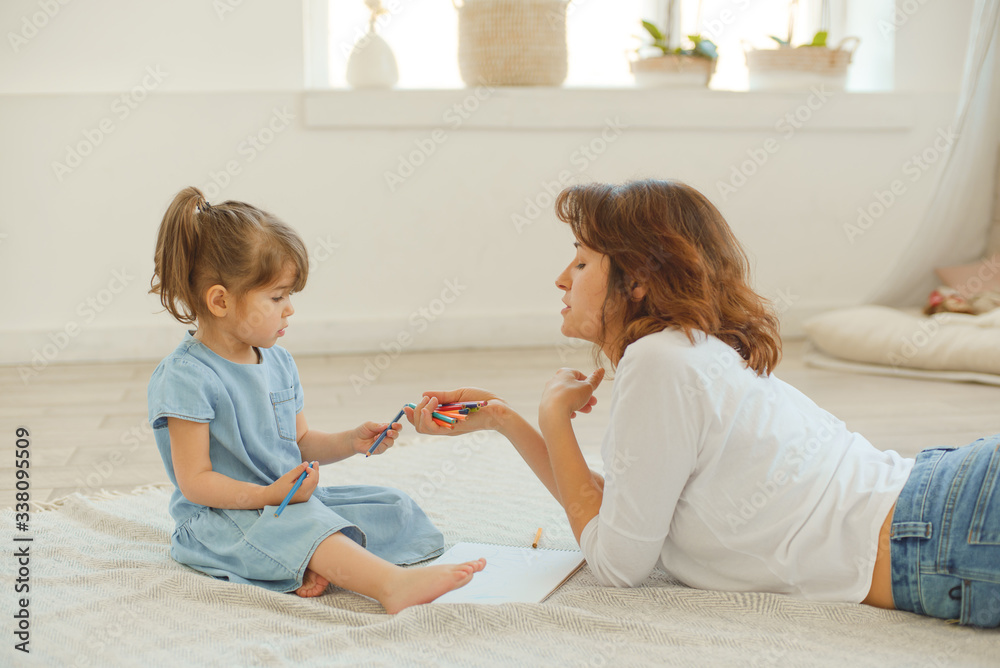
744, 1, 859, 91
629, 19, 718, 88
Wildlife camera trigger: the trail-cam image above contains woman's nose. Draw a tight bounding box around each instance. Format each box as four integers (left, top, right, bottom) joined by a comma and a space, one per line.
555, 266, 571, 291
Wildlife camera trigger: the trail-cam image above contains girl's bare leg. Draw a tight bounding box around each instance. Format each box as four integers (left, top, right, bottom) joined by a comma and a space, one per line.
299, 532, 485, 614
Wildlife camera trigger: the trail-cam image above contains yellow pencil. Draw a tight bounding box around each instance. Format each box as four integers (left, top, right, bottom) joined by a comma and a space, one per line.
532, 527, 542, 549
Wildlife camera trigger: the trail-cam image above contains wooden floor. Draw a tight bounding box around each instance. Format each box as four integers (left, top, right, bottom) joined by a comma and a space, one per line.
2, 338, 999, 510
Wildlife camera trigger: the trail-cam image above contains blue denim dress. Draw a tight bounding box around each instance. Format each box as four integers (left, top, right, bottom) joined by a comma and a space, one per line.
147, 333, 444, 592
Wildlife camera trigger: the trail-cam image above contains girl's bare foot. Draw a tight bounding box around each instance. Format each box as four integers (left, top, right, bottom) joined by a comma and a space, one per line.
381, 558, 486, 614
295, 568, 330, 598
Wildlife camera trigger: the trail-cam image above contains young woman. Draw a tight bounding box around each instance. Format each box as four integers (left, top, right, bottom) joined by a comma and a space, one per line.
406, 179, 1000, 627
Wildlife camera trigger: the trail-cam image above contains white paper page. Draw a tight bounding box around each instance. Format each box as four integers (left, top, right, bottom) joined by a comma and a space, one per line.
429, 542, 584, 605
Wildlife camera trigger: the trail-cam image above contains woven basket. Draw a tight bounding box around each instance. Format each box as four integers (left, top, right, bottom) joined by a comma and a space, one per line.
629, 54, 716, 87
746, 41, 857, 74
454, 0, 569, 87
745, 37, 859, 90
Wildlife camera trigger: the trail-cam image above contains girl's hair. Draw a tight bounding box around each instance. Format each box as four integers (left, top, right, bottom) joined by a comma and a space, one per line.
555, 179, 781, 376
149, 187, 309, 324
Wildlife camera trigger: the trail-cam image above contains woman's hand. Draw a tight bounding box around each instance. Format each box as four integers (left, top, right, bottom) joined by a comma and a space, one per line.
404, 388, 506, 436
354, 420, 402, 456
269, 461, 319, 506
539, 368, 605, 429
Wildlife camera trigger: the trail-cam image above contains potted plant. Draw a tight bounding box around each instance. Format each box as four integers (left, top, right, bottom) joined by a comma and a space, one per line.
629, 0, 718, 88
744, 0, 859, 91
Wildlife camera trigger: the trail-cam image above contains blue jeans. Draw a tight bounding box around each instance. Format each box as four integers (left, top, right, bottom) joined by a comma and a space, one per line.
890, 436, 1000, 627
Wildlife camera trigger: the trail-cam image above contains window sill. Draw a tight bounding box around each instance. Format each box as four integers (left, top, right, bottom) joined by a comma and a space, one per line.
303, 87, 920, 131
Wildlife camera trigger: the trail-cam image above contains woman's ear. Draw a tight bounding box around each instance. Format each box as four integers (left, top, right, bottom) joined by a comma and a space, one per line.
204, 285, 230, 318
630, 281, 646, 301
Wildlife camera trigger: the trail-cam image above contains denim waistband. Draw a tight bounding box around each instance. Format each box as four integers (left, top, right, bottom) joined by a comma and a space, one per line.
889, 447, 950, 617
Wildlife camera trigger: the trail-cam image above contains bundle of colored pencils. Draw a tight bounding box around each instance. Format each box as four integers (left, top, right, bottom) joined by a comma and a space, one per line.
405, 401, 487, 429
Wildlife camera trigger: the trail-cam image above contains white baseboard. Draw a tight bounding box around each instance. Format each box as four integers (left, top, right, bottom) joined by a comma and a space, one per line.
0, 301, 848, 370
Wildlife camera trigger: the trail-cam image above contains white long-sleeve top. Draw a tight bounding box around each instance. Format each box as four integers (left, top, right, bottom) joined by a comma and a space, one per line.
579, 328, 913, 602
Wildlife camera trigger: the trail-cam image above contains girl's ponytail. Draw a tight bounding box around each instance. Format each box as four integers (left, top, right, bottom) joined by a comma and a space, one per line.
150, 186, 208, 324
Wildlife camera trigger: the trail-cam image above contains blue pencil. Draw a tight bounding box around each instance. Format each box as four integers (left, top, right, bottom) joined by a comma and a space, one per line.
274, 469, 308, 517
366, 408, 405, 457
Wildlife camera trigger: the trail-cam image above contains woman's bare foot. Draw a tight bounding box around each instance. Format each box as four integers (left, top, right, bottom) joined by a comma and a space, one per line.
380, 558, 486, 614
295, 568, 330, 598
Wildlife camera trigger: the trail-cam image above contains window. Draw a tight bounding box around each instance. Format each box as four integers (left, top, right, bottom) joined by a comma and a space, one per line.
308, 0, 892, 91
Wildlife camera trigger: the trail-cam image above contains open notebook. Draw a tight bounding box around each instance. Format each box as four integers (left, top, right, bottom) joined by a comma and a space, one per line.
429, 542, 585, 604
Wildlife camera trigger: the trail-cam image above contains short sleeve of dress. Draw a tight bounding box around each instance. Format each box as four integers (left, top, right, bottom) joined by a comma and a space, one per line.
148, 357, 218, 430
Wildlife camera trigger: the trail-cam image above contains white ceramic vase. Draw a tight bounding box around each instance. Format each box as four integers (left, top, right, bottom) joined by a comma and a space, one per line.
346, 31, 399, 89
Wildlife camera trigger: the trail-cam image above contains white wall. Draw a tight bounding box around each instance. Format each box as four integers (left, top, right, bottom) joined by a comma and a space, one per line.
0, 0, 987, 370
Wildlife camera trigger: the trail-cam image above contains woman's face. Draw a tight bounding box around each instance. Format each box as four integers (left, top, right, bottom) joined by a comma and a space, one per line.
555, 242, 610, 344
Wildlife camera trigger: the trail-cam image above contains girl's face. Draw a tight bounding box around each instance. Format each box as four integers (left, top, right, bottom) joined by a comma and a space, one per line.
234, 265, 297, 349
555, 242, 610, 345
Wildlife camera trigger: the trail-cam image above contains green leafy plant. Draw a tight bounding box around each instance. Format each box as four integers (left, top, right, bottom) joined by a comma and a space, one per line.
769, 30, 828, 48
769, 0, 830, 48
640, 20, 718, 60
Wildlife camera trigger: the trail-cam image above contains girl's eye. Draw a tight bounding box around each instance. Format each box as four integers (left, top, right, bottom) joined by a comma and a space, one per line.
272, 296, 283, 303
575, 263, 586, 270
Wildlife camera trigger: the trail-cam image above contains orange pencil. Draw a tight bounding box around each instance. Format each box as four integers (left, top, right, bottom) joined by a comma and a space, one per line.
532, 527, 542, 548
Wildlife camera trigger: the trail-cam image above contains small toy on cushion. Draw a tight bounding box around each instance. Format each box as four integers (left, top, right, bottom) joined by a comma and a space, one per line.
924, 286, 1000, 315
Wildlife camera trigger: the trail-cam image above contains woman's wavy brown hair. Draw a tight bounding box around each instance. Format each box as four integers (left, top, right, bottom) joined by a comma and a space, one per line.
555, 179, 781, 376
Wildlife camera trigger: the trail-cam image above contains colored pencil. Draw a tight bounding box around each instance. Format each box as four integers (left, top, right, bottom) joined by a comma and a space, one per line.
438, 401, 488, 409
532, 527, 542, 548
366, 408, 405, 457
274, 469, 308, 517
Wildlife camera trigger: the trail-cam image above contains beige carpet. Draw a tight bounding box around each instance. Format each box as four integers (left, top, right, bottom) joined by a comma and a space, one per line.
3, 432, 997, 666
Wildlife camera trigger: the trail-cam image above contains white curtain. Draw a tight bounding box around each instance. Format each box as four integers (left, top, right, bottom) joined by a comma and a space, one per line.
868, 0, 1000, 306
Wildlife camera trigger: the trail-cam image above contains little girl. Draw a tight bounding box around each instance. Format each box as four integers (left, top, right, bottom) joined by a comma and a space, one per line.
146, 187, 483, 613
407, 179, 1000, 627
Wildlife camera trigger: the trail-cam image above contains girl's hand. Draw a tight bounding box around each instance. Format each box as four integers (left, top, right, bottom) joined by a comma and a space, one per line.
355, 420, 402, 456
404, 388, 505, 436
270, 461, 319, 506
539, 368, 605, 427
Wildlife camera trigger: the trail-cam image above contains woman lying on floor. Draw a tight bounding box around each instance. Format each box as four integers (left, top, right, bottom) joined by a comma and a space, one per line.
405, 179, 1000, 628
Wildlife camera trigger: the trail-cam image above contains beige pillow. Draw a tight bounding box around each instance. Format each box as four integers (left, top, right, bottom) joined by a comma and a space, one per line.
802, 305, 1000, 374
